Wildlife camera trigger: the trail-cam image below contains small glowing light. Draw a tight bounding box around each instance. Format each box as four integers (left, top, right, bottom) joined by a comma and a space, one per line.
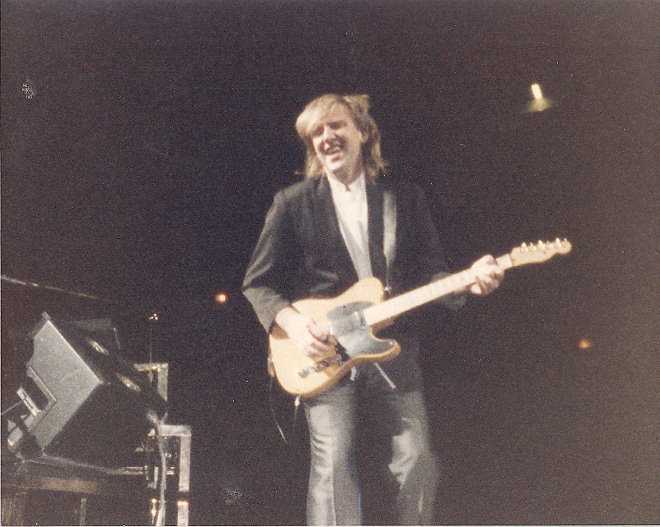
215, 292, 228, 304
150, 498, 159, 522
525, 81, 553, 113
177, 500, 190, 524
530, 83, 544, 100
578, 339, 593, 349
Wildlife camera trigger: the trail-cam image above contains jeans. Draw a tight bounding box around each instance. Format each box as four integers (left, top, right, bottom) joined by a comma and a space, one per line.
303, 366, 440, 525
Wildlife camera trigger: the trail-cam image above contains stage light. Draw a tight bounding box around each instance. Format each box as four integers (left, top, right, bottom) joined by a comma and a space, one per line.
525, 82, 554, 113
578, 339, 593, 349
215, 292, 228, 304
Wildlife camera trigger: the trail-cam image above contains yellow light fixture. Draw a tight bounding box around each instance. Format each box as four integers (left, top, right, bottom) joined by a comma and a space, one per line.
525, 82, 554, 113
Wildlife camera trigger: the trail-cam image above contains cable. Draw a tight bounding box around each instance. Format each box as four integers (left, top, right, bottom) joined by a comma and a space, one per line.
268, 377, 289, 444
1, 400, 24, 417
268, 377, 302, 446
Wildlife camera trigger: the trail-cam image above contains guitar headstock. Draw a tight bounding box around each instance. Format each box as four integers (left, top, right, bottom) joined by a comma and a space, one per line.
509, 238, 572, 267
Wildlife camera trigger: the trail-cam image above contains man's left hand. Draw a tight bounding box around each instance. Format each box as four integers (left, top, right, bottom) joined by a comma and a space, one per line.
469, 254, 504, 295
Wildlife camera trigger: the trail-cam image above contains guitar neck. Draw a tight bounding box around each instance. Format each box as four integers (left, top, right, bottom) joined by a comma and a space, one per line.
362, 254, 513, 327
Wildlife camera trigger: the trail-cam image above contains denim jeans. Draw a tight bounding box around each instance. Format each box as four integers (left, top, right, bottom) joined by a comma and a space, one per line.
303, 366, 440, 525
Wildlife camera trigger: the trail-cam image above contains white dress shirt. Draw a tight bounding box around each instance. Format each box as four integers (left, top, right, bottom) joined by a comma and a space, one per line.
327, 174, 373, 280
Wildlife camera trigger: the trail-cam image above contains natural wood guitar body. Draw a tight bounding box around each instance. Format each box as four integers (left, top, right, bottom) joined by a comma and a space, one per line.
269, 277, 400, 397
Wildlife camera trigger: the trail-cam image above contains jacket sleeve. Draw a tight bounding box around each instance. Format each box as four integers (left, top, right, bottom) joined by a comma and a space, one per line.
242, 191, 298, 332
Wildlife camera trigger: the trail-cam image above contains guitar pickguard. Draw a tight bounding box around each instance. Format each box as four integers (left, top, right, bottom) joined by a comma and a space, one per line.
327, 302, 396, 359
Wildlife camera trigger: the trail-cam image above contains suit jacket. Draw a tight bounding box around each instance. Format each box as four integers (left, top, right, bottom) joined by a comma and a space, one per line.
242, 175, 464, 390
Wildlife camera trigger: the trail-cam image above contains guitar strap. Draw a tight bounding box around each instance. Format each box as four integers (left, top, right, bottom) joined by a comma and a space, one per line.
383, 188, 397, 294
376, 187, 398, 391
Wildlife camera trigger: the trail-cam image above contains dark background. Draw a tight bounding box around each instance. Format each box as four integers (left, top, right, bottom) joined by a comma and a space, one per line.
2, 0, 659, 524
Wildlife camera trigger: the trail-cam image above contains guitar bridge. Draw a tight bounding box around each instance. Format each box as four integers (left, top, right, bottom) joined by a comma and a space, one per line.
298, 354, 344, 378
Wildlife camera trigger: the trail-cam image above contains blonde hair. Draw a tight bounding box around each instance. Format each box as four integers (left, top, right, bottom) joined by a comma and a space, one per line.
295, 94, 387, 182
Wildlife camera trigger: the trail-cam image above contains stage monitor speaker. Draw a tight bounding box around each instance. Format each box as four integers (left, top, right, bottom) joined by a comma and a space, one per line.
6, 313, 167, 468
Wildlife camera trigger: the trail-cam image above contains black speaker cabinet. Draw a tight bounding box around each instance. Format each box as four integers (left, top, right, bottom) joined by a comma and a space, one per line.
6, 313, 167, 468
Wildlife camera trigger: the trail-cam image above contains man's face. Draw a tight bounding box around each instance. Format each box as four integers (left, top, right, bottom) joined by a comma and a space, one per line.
310, 103, 366, 184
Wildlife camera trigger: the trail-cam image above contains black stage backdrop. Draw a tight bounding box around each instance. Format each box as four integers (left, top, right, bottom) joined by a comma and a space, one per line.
2, 1, 659, 525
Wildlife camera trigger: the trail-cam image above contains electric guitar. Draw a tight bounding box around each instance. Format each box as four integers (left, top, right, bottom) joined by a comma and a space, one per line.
269, 239, 572, 397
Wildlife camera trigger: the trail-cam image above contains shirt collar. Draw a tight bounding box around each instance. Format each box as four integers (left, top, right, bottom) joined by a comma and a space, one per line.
327, 173, 366, 194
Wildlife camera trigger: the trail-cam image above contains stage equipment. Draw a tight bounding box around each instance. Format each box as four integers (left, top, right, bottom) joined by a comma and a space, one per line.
6, 313, 167, 468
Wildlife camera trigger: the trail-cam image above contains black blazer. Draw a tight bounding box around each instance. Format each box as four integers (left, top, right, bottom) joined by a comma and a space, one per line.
242, 175, 463, 390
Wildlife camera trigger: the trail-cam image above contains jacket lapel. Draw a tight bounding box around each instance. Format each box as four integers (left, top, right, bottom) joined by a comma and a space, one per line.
313, 177, 358, 284
367, 182, 388, 284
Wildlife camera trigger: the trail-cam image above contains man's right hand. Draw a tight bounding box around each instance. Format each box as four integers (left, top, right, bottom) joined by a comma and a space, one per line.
274, 307, 336, 358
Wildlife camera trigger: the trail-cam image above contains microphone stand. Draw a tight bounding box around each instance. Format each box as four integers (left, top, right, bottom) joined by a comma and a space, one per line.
1, 275, 117, 303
